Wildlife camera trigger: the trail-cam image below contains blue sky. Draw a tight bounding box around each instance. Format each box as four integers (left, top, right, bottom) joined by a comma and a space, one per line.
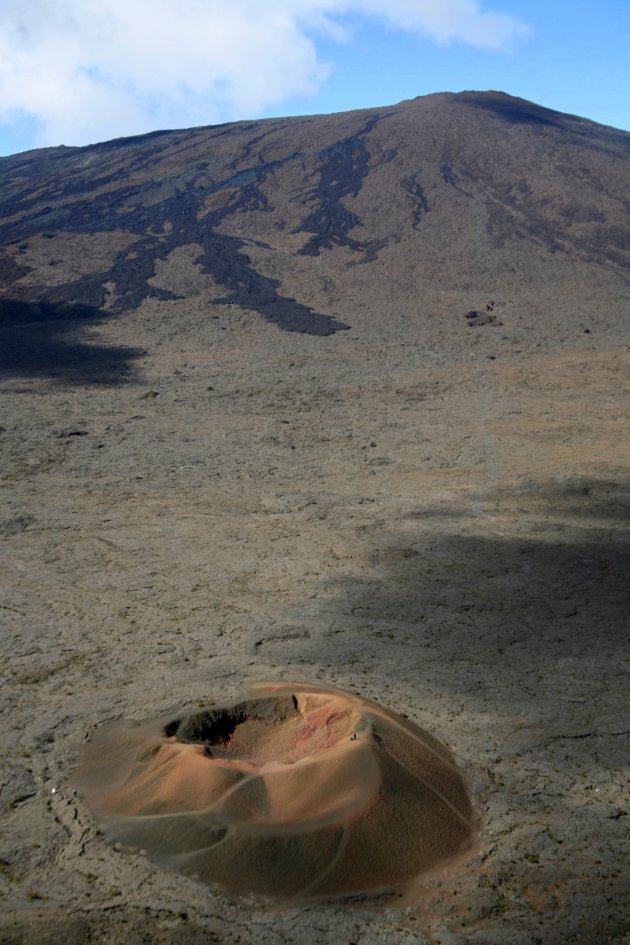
0, 1, 628, 156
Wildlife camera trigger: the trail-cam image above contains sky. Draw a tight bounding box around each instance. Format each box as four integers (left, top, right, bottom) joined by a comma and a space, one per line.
0, 0, 629, 156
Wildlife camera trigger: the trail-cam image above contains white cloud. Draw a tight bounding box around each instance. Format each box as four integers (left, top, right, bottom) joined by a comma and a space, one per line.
0, 0, 529, 149
354, 0, 529, 49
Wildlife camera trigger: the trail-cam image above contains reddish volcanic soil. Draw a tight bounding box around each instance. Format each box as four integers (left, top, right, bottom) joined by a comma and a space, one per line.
75, 683, 474, 900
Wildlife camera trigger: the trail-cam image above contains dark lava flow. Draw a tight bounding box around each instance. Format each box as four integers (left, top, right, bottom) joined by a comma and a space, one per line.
0, 124, 364, 336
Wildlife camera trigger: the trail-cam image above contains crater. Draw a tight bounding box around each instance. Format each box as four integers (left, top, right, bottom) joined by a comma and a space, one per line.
75, 683, 475, 900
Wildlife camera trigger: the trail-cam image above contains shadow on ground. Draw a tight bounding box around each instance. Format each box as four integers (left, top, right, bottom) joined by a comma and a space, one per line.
0, 298, 144, 385
408, 476, 630, 525
301, 478, 629, 731
280, 478, 630, 942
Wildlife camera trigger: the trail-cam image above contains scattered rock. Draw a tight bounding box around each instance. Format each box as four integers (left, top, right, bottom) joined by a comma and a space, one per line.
465, 310, 501, 327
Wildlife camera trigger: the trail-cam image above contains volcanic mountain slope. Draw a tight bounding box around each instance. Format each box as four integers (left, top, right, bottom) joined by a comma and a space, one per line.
1, 90, 629, 344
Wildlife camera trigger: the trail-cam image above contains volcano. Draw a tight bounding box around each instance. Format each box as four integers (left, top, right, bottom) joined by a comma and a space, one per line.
1, 90, 628, 352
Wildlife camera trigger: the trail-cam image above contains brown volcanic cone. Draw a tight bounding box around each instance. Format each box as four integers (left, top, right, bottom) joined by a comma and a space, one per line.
75, 683, 474, 899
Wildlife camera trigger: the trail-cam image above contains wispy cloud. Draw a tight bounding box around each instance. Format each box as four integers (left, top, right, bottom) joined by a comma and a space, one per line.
0, 0, 529, 149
